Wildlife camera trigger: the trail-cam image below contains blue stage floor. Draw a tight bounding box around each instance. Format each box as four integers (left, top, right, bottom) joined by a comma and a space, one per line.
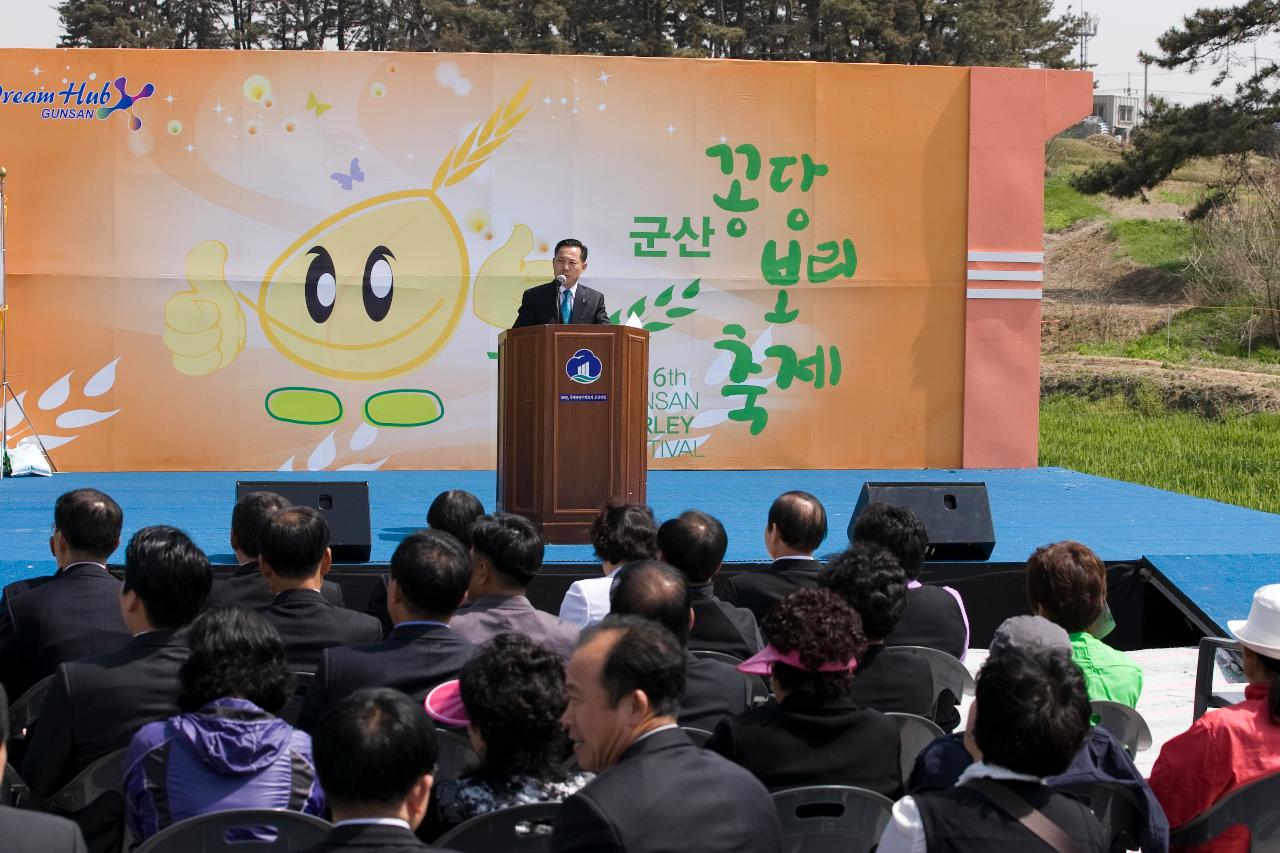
3, 467, 1277, 633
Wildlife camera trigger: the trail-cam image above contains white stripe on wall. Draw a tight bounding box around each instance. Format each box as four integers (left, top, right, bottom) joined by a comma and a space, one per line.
966, 251, 1044, 263
966, 288, 1042, 300
966, 269, 1043, 282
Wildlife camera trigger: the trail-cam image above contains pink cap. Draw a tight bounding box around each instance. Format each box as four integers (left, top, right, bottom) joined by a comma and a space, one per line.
424, 680, 469, 728
737, 644, 858, 676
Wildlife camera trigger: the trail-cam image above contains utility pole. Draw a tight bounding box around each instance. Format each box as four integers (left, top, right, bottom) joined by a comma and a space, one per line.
1143, 58, 1149, 118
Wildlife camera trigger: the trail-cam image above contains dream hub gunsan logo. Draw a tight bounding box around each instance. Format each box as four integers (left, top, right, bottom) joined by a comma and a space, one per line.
566, 349, 603, 385
0, 74, 154, 128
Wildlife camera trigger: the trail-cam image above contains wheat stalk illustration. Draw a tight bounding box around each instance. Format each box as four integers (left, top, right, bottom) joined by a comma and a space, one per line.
431, 80, 532, 192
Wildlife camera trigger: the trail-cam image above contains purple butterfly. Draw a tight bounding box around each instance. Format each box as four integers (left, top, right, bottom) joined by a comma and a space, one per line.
330, 157, 365, 191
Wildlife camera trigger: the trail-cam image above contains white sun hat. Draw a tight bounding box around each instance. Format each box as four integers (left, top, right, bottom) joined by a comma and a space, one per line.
1228, 584, 1280, 659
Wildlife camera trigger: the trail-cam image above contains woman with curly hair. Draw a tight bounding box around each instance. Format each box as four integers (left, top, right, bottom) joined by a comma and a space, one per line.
123, 608, 324, 843
424, 633, 591, 836
706, 588, 902, 796
557, 500, 658, 629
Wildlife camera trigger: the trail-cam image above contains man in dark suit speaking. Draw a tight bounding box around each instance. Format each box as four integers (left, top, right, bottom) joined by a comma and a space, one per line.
512, 238, 610, 327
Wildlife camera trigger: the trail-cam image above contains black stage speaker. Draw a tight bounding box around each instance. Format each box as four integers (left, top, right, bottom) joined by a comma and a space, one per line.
236, 480, 372, 563
849, 482, 995, 561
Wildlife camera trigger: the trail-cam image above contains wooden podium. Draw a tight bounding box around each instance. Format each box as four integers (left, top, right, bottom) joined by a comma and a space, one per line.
496, 324, 649, 544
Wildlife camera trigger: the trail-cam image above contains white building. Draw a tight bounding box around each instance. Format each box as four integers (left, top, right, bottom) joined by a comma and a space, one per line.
1093, 94, 1141, 140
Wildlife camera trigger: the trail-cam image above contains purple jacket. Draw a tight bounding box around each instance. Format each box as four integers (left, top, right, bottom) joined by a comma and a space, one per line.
124, 698, 325, 843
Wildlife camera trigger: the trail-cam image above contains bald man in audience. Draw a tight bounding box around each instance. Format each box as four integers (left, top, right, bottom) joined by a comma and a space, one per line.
722, 491, 827, 625
609, 560, 754, 731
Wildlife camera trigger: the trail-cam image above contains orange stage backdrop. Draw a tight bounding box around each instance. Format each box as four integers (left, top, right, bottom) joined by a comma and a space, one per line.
0, 51, 1089, 472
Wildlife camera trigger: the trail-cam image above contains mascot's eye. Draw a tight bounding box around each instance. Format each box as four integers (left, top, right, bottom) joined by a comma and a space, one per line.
363, 246, 395, 322
305, 246, 337, 324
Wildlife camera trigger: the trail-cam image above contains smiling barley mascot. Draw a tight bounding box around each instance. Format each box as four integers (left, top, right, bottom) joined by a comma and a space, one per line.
162, 81, 549, 429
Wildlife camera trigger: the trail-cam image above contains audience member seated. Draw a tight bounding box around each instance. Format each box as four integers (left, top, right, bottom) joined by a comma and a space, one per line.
609, 560, 753, 730
558, 501, 658, 629
298, 530, 477, 732
721, 491, 827, 625
908, 616, 1169, 853
656, 510, 762, 659
301, 688, 455, 853
0, 684, 90, 852
23, 526, 213, 853
423, 634, 590, 839
256, 506, 383, 672
853, 502, 969, 660
428, 490, 486, 540
367, 489, 485, 633
707, 588, 901, 796
1026, 540, 1142, 707
1149, 583, 1280, 852
205, 491, 344, 610
879, 645, 1107, 853
0, 488, 130, 700
819, 543, 936, 720
451, 513, 578, 660
551, 617, 782, 853
124, 608, 325, 844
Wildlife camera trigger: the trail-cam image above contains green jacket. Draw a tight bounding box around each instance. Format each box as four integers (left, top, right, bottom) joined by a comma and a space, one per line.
1070, 630, 1143, 707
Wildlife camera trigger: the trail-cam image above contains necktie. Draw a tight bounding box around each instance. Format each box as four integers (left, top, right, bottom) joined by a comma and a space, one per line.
560, 288, 573, 324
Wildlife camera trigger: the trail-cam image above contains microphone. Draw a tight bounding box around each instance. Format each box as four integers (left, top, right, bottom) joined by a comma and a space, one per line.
554, 274, 571, 323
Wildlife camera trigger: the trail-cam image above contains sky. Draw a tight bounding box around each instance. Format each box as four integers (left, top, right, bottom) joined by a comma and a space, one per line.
1052, 0, 1256, 106
0, 0, 1259, 106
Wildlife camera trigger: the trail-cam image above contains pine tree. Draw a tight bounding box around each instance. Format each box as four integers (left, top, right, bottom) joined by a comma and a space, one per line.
1074, 1, 1280, 207
54, 0, 1077, 63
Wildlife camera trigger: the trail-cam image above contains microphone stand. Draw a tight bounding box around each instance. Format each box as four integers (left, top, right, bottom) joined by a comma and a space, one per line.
0, 166, 57, 482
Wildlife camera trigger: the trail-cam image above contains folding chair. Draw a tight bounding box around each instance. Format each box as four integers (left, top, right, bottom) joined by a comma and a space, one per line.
277, 671, 314, 726
1090, 700, 1153, 755
771, 785, 894, 853
1055, 780, 1146, 853
434, 801, 561, 852
881, 645, 973, 726
1193, 636, 1247, 721
682, 727, 714, 747
436, 728, 480, 782
690, 648, 771, 705
133, 807, 331, 852
885, 712, 944, 786
1169, 770, 1280, 852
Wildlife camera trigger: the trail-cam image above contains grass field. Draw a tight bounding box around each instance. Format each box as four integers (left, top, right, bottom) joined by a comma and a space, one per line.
1077, 306, 1280, 366
1046, 138, 1121, 171
1045, 174, 1108, 232
1039, 393, 1280, 513
1155, 187, 1205, 206
1109, 219, 1193, 273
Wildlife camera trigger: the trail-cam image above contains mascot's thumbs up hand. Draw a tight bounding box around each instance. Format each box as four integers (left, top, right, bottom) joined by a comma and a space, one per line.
473, 224, 553, 328
163, 241, 247, 376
